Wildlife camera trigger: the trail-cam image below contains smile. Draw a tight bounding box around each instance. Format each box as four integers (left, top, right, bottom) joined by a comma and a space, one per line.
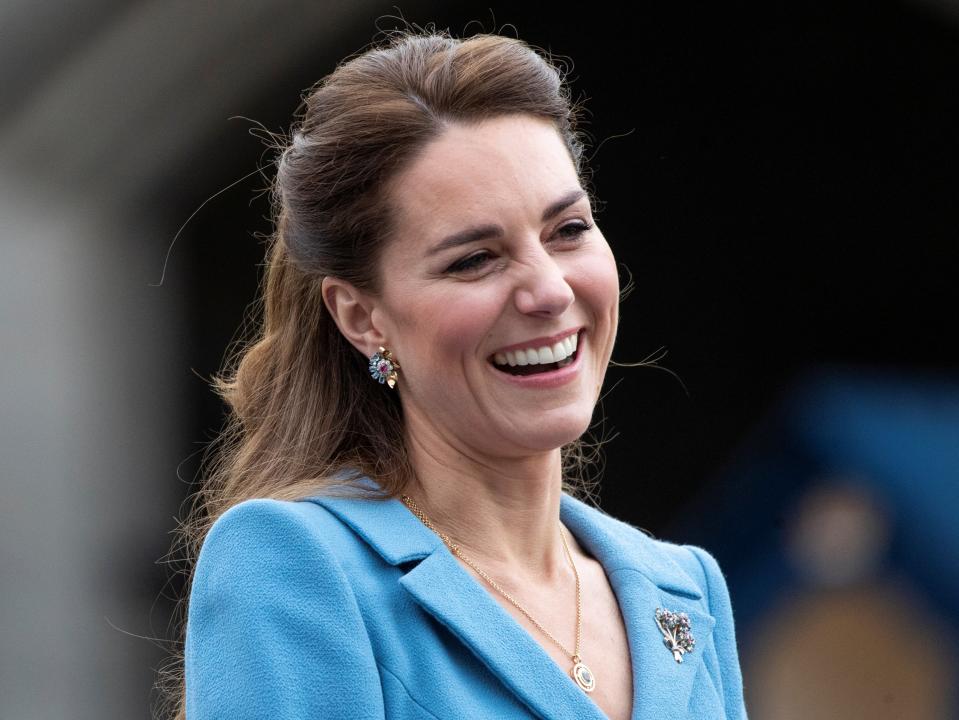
489, 330, 581, 377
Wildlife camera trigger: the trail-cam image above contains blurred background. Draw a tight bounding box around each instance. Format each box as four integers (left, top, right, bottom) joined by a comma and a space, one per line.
1, 1, 957, 718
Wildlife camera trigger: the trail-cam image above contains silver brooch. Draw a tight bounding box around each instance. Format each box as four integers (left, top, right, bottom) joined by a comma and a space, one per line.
654, 607, 696, 663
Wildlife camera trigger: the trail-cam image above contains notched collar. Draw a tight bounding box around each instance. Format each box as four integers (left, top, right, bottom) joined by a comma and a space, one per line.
303, 476, 717, 720
303, 475, 703, 600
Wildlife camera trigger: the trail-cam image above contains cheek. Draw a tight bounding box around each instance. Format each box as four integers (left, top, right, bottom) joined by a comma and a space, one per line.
570, 247, 620, 319
391, 286, 500, 376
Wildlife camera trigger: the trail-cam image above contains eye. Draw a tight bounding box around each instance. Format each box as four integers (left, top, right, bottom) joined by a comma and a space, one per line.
446, 251, 494, 274
554, 221, 593, 242
444, 222, 593, 276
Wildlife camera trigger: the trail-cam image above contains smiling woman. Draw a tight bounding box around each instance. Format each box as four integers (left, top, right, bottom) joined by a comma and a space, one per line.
321, 113, 620, 453
165, 26, 748, 720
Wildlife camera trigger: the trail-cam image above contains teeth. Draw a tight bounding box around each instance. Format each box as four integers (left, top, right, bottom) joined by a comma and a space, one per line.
492, 332, 580, 366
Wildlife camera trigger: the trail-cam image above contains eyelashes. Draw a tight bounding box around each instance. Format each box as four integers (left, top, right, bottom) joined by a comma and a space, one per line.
555, 221, 594, 241
446, 251, 494, 274
445, 221, 593, 275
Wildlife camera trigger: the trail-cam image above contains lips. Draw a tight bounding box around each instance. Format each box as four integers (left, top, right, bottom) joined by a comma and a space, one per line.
497, 349, 577, 376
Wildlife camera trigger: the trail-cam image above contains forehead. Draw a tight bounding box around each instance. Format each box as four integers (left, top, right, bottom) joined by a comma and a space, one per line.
386, 114, 582, 235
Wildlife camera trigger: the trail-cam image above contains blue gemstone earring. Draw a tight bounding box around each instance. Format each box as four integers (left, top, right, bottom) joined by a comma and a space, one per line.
369, 346, 400, 389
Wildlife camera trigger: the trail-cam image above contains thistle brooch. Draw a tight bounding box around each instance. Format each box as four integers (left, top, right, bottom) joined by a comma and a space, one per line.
654, 607, 696, 663
369, 347, 400, 389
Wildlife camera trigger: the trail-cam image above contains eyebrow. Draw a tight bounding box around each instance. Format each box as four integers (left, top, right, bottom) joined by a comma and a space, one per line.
426, 188, 588, 256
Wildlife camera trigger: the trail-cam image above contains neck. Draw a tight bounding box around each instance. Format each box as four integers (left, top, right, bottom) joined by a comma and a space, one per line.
402, 423, 572, 585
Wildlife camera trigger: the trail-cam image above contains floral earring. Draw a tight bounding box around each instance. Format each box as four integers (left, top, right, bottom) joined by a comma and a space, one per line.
369, 346, 400, 389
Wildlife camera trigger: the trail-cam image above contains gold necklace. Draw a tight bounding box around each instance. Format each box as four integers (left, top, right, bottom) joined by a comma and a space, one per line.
400, 494, 596, 694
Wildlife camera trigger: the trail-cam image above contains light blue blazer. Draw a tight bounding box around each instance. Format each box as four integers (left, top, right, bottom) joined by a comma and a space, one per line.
185, 477, 748, 719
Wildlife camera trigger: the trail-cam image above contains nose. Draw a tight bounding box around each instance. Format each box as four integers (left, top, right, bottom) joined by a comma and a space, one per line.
513, 249, 575, 317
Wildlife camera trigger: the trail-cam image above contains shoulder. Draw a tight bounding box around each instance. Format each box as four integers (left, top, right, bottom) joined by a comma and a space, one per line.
608, 517, 748, 717
190, 498, 352, 607
644, 533, 735, 619
195, 497, 322, 558
630, 519, 737, 617
185, 500, 386, 717
570, 495, 727, 599
641, 533, 746, 718
680, 543, 731, 599
651, 535, 730, 599
200, 495, 338, 545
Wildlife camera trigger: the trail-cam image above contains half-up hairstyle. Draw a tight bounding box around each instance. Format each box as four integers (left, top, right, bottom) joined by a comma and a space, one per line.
158, 26, 601, 720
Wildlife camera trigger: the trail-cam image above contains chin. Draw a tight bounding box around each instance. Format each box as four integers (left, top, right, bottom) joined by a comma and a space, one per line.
507, 411, 593, 453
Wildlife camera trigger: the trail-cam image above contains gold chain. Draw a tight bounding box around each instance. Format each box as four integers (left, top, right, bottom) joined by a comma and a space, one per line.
400, 494, 584, 663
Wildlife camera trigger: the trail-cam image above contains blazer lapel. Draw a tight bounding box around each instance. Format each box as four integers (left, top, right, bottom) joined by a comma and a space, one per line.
307, 477, 716, 720
560, 498, 717, 719
399, 545, 609, 719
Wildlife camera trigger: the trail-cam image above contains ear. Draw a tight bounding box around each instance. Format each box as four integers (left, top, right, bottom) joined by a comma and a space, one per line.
321, 276, 387, 358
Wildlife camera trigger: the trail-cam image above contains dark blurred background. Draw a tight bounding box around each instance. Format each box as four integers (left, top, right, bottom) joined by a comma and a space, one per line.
1, 1, 956, 718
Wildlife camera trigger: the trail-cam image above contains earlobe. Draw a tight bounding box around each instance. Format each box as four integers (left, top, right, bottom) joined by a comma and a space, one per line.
320, 276, 385, 357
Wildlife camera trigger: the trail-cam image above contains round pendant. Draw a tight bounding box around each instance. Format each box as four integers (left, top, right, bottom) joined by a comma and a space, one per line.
571, 660, 596, 693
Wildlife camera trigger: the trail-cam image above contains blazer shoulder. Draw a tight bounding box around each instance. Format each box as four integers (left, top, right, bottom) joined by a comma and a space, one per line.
191, 497, 351, 602
678, 543, 749, 720
627, 530, 732, 611
624, 529, 748, 718
587, 502, 714, 598
657, 537, 720, 593
682, 544, 728, 594
186, 498, 385, 718
203, 495, 339, 540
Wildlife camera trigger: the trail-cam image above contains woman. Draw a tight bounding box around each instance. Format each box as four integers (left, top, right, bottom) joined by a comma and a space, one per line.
173, 29, 747, 720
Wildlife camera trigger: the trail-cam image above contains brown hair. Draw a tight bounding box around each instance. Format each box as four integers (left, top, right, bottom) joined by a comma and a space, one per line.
157, 25, 606, 720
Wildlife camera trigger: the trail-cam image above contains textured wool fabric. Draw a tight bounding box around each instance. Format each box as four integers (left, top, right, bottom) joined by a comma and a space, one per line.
185, 477, 748, 719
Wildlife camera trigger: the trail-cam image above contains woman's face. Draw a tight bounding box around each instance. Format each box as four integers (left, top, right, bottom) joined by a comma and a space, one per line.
373, 113, 620, 458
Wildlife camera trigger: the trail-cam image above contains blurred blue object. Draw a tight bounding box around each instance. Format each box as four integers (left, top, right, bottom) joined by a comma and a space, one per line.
670, 363, 959, 637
